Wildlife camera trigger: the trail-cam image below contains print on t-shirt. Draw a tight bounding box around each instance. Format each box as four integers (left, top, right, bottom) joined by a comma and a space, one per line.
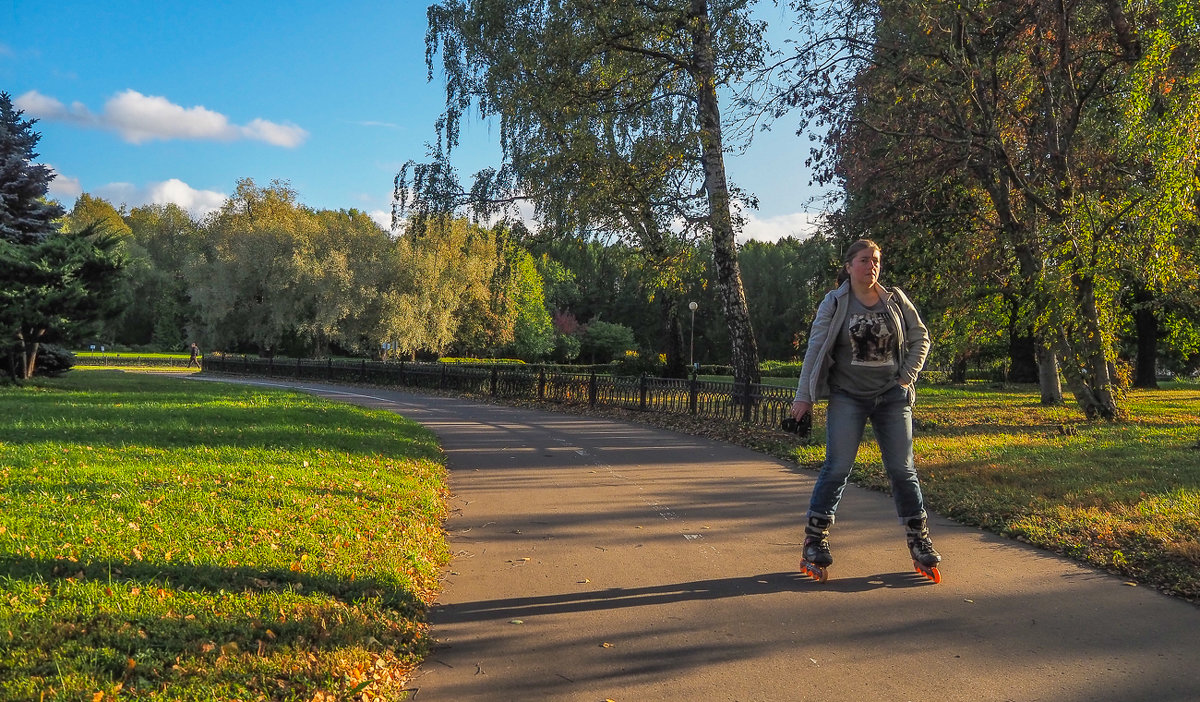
848, 312, 895, 367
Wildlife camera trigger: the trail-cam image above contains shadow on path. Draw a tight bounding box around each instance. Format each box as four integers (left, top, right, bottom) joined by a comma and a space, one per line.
434, 570, 933, 623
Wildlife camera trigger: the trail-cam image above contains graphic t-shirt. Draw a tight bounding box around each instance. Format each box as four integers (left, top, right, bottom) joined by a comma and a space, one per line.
828, 294, 899, 398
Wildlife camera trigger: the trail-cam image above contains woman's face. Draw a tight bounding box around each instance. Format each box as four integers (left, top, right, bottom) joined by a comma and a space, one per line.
845, 247, 881, 286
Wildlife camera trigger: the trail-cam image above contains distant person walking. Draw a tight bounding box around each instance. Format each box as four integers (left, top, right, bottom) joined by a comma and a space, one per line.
188, 342, 201, 369
789, 239, 941, 582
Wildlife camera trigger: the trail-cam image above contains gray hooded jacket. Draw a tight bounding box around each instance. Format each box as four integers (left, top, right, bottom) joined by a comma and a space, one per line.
793, 281, 931, 405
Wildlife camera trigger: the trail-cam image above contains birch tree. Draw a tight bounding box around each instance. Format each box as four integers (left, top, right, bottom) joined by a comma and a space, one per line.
398, 0, 769, 382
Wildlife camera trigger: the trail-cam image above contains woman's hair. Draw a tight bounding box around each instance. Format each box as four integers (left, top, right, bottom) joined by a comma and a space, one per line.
836, 239, 882, 285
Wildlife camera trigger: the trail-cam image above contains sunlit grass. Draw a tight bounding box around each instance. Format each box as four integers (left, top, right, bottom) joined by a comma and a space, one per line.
787, 382, 1200, 600
0, 371, 449, 701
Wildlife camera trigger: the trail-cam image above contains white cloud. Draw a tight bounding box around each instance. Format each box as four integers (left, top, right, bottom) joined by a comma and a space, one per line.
144, 179, 227, 215
15, 89, 308, 147
241, 117, 308, 148
103, 90, 235, 143
72, 178, 228, 218
46, 166, 83, 201
738, 210, 824, 244
369, 209, 393, 231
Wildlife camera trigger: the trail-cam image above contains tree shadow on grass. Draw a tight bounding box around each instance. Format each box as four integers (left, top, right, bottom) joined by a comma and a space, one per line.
0, 555, 430, 696
0, 554, 424, 613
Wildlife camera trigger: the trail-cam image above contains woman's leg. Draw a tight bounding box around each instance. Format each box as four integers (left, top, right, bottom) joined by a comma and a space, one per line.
870, 385, 926, 521
807, 391, 870, 520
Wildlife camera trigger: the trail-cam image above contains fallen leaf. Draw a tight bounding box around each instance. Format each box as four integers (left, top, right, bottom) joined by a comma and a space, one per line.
509, 619, 524, 625
600, 642, 614, 648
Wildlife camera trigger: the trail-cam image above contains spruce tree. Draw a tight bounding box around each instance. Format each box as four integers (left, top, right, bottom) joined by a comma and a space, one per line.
0, 91, 64, 244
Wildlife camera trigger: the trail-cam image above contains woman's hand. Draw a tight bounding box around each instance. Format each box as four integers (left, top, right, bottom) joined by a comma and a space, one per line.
791, 400, 812, 420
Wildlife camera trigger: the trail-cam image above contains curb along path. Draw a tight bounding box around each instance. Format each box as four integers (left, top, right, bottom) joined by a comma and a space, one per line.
194, 377, 1200, 702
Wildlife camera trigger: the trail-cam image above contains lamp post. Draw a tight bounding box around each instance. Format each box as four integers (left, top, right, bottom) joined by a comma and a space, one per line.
688, 301, 698, 371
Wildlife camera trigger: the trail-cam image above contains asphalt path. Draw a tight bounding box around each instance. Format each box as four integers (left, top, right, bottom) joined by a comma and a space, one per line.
193, 376, 1200, 702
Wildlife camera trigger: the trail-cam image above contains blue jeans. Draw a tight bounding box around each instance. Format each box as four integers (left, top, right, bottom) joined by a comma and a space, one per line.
807, 385, 927, 523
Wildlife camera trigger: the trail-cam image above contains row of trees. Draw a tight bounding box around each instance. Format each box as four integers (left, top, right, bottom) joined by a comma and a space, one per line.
397, 0, 1200, 418
59, 180, 839, 370
59, 181, 564, 362
1, 86, 841, 377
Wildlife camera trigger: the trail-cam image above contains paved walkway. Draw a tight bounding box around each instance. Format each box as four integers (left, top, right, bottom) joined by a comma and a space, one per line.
197, 377, 1200, 702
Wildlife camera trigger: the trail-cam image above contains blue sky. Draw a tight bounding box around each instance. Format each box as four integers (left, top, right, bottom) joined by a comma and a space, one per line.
3, 0, 826, 242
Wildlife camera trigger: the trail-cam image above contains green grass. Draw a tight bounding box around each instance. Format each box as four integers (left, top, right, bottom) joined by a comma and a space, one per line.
0, 371, 449, 701
782, 382, 1200, 600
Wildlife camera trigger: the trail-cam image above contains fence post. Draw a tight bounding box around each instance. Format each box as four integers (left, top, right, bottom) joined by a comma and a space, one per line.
538, 367, 546, 400
327, 357, 333, 380
689, 369, 698, 415
268, 356, 274, 376
639, 373, 647, 410
360, 359, 366, 382
588, 369, 597, 408
296, 356, 301, 378
491, 366, 498, 396
440, 362, 447, 390
742, 377, 753, 423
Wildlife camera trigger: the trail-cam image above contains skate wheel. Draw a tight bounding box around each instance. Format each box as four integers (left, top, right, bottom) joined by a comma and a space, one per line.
800, 560, 828, 583
913, 561, 941, 584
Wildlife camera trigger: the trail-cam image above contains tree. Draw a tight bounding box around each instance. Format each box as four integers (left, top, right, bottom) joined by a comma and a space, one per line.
122, 203, 205, 349
0, 94, 125, 379
738, 235, 837, 360
190, 179, 318, 355
779, 0, 1200, 418
400, 0, 769, 383
0, 228, 125, 379
500, 247, 556, 360
0, 92, 63, 245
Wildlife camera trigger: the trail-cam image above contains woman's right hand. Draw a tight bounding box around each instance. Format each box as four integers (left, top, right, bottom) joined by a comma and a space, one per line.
791, 400, 812, 420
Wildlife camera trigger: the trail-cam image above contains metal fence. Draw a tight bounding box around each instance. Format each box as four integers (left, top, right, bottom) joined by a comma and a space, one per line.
203, 355, 798, 430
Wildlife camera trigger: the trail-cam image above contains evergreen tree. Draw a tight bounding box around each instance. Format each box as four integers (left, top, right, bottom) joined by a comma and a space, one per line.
0, 92, 63, 244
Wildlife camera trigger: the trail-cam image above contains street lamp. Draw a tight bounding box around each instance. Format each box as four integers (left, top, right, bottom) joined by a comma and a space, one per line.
688, 301, 698, 371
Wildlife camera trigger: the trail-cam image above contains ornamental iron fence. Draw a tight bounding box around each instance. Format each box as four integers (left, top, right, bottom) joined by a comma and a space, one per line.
203, 355, 798, 431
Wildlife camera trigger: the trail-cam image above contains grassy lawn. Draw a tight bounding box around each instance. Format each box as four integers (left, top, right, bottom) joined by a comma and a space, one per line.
0, 371, 449, 701
781, 382, 1200, 600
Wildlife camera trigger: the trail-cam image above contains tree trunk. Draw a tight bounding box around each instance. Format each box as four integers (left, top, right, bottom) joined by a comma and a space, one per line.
1036, 343, 1063, 405
1007, 329, 1040, 383
1057, 271, 1121, 420
16, 329, 43, 380
661, 295, 687, 379
1132, 283, 1159, 388
689, 0, 759, 385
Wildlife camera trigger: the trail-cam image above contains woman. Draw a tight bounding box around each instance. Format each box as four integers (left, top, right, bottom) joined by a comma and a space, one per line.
790, 239, 941, 582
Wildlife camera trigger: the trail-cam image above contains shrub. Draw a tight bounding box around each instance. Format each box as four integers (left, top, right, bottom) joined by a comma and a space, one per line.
33, 344, 75, 377
579, 321, 636, 363
613, 350, 665, 377
760, 361, 803, 377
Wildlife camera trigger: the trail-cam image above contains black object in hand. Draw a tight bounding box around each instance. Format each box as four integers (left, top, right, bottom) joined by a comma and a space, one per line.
780, 413, 811, 437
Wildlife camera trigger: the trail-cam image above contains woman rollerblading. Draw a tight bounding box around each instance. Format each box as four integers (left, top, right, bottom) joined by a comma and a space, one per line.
790, 239, 943, 584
